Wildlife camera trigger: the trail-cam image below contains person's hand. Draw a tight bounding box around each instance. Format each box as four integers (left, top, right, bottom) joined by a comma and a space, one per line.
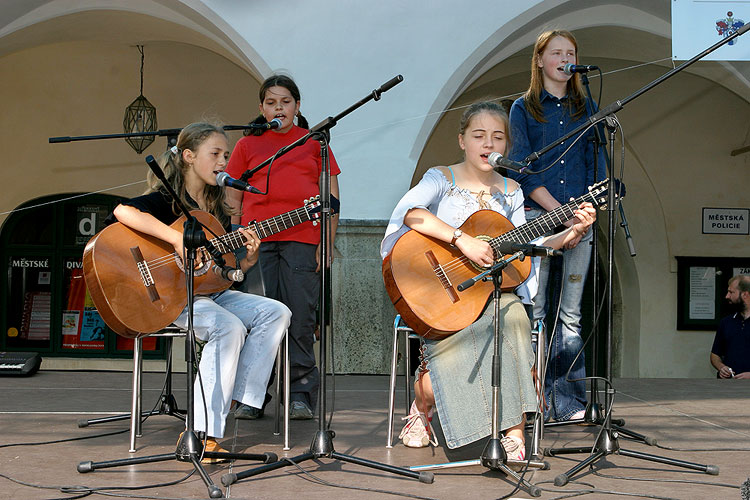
239, 228, 260, 268
172, 241, 211, 269
315, 242, 335, 272
565, 202, 596, 249
455, 235, 495, 268
718, 365, 734, 378
733, 371, 750, 379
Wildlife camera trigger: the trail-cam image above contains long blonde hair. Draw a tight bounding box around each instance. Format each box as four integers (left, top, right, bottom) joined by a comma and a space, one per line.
145, 122, 234, 226
524, 30, 587, 123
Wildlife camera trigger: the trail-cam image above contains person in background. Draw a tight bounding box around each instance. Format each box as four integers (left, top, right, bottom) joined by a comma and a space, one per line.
711, 275, 750, 379
507, 29, 606, 422
226, 74, 341, 420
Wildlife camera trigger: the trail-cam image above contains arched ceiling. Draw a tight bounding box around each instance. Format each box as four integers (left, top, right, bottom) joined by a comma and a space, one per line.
0, 0, 268, 79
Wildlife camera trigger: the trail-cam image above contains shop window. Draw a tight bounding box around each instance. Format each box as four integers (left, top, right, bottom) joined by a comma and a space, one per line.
1, 193, 162, 357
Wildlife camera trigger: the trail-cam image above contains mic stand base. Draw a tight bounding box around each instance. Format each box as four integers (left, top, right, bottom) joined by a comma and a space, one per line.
222, 77, 431, 490
76, 219, 277, 499
547, 426, 719, 487
221, 429, 434, 486
407, 258, 547, 498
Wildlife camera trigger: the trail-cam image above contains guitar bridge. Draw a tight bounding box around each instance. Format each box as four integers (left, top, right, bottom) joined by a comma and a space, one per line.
130, 247, 160, 302
425, 250, 459, 303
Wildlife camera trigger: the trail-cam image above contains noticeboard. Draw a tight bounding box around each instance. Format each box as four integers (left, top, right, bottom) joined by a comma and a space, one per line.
676, 256, 750, 330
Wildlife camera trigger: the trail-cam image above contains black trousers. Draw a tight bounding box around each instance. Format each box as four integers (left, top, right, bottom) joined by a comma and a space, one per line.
258, 241, 320, 409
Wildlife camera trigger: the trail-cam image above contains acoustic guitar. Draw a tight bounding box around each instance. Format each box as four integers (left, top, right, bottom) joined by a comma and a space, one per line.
83, 195, 337, 338
382, 180, 614, 340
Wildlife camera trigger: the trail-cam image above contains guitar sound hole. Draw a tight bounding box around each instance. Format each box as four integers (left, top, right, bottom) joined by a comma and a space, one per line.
173, 254, 211, 277
468, 234, 501, 273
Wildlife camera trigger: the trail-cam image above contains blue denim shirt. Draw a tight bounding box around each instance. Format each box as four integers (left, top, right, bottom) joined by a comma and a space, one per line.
507, 90, 606, 210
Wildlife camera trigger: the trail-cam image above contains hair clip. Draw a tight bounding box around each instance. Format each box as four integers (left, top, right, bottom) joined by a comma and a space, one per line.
170, 145, 179, 155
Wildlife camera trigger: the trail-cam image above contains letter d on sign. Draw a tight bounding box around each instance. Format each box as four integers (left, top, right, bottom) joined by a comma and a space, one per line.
79, 213, 97, 237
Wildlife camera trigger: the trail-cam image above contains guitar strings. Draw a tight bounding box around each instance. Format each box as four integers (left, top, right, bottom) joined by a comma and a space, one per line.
136, 205, 315, 272
434, 192, 597, 283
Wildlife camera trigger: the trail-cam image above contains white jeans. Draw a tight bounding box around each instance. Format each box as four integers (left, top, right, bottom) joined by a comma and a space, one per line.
173, 289, 290, 438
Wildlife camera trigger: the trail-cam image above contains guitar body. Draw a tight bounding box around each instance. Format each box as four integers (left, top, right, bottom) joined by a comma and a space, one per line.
83, 211, 234, 338
382, 210, 531, 340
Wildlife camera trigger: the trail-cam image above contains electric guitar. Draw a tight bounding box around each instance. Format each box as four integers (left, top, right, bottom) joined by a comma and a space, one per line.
382, 180, 615, 340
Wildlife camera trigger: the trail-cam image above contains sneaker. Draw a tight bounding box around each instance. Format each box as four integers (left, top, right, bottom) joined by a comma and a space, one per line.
289, 400, 314, 420
234, 403, 264, 420
399, 401, 438, 448
501, 435, 525, 462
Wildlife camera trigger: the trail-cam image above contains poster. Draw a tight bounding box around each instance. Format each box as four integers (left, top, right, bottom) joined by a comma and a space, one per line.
688, 266, 716, 319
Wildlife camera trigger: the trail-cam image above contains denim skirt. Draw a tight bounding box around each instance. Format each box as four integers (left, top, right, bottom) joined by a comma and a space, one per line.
423, 293, 537, 449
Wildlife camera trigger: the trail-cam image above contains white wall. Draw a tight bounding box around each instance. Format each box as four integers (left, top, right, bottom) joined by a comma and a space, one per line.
2, 0, 749, 378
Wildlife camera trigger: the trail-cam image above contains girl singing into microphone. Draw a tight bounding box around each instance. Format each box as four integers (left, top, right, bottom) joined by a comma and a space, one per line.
507, 30, 606, 423
112, 122, 290, 461
226, 74, 341, 420
381, 101, 595, 459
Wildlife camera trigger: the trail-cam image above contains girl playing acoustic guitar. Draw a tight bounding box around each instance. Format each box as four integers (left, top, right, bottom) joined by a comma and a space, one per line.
112, 122, 291, 462
380, 101, 596, 460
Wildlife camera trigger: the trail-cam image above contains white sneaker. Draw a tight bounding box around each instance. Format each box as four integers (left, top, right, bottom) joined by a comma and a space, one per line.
399, 401, 438, 448
501, 435, 525, 462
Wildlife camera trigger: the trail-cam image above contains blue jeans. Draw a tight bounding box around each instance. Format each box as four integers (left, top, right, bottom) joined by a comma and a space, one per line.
526, 209, 590, 420
173, 289, 290, 437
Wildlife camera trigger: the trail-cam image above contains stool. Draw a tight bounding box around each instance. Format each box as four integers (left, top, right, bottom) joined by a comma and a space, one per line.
386, 314, 421, 448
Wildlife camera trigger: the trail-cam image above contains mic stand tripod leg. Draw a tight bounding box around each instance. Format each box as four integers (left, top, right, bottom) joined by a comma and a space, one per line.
408, 257, 547, 498
544, 106, 717, 487
76, 218, 278, 500
221, 88, 434, 487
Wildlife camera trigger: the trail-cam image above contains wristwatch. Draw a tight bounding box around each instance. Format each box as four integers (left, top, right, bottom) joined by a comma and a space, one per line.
450, 228, 463, 247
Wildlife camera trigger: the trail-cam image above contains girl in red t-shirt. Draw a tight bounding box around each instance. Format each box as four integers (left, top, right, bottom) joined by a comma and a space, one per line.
227, 75, 340, 420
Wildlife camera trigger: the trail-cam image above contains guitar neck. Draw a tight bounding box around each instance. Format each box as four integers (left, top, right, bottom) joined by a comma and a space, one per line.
206, 206, 312, 255
495, 191, 595, 245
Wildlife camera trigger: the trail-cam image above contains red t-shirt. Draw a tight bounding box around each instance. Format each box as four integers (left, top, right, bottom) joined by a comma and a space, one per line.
226, 125, 340, 245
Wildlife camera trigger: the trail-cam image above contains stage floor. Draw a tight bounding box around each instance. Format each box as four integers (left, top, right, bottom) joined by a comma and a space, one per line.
1, 371, 748, 500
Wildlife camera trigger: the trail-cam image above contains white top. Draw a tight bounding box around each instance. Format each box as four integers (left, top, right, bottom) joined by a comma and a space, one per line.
380, 167, 539, 304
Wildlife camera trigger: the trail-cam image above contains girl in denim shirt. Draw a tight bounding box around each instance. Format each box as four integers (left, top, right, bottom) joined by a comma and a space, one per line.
508, 30, 606, 422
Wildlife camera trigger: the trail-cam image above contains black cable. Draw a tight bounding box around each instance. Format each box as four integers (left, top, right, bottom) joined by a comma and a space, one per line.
591, 468, 741, 490
0, 470, 195, 500
280, 456, 439, 500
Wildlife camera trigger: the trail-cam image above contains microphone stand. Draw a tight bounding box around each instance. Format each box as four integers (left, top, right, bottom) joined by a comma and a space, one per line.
541, 70, 640, 439
519, 24, 750, 483
76, 156, 276, 499
49, 124, 271, 148
222, 76, 435, 488
408, 250, 548, 498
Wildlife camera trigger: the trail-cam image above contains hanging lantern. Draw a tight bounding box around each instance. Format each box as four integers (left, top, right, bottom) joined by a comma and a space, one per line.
123, 45, 157, 154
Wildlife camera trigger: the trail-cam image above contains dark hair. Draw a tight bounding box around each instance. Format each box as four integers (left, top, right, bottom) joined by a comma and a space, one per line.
458, 100, 512, 153
146, 122, 234, 225
245, 74, 309, 136
729, 275, 750, 294
524, 29, 586, 123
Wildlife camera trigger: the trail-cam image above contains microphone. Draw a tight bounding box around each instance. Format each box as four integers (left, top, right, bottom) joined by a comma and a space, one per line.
563, 63, 599, 75
250, 117, 283, 130
216, 172, 262, 194
213, 264, 244, 282
487, 152, 529, 173
495, 241, 562, 258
